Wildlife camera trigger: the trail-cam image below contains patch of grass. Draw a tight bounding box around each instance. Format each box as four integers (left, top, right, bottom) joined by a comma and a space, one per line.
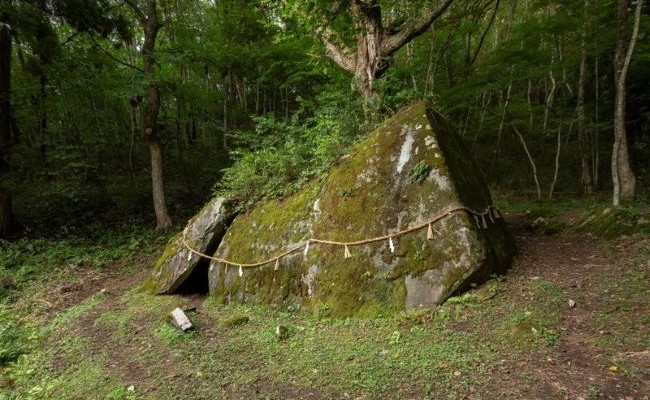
93, 309, 136, 344
490, 279, 563, 349
221, 315, 251, 329
0, 311, 36, 365
0, 229, 163, 304
155, 321, 198, 345
179, 301, 500, 397
51, 296, 103, 328
0, 261, 641, 399
576, 205, 650, 238
500, 309, 560, 347
495, 195, 597, 218
589, 258, 650, 352
5, 350, 140, 400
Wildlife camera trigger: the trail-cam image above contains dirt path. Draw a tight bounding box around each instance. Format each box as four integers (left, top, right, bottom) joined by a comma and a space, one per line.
494, 217, 649, 400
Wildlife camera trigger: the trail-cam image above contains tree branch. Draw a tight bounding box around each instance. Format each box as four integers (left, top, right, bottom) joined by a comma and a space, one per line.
316, 25, 356, 74
91, 37, 144, 73
381, 0, 455, 56
469, 0, 500, 66
122, 0, 146, 24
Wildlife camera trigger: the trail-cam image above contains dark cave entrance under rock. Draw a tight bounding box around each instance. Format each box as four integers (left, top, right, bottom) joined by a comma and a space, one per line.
170, 212, 238, 296
173, 260, 210, 295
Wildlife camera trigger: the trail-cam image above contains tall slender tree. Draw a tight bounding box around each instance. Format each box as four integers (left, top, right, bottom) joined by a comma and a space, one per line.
612, 0, 642, 205
123, 0, 172, 229
577, 0, 593, 196
0, 0, 16, 237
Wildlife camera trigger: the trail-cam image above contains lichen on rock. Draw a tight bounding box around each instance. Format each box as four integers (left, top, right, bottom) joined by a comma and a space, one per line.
184, 102, 515, 317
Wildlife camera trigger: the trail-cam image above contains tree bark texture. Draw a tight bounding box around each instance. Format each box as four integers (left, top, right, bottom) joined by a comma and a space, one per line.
0, 3, 16, 237
612, 0, 641, 206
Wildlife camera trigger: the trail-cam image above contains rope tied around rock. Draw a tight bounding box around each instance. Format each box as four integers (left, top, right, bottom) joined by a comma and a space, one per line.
180, 204, 503, 270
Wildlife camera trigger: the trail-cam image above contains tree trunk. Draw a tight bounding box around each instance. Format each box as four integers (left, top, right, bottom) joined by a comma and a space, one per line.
612, 0, 641, 206
543, 67, 556, 137
512, 125, 541, 200
548, 121, 562, 200
147, 133, 170, 227
577, 0, 593, 196
316, 0, 454, 110
139, 0, 172, 229
349, 0, 383, 119
0, 5, 16, 237
592, 56, 600, 188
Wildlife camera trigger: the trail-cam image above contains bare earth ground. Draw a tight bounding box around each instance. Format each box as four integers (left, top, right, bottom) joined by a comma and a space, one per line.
4, 213, 649, 400
488, 216, 649, 400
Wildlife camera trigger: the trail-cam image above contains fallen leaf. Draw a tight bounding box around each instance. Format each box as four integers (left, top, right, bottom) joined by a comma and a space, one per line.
608, 365, 618, 372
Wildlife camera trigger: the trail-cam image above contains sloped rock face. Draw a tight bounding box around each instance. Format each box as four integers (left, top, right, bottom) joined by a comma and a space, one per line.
146, 197, 234, 294
208, 102, 515, 317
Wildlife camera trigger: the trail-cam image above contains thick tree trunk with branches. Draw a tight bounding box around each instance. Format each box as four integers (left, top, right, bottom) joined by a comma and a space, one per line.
0, 3, 16, 237
125, 0, 172, 229
612, 0, 642, 206
317, 0, 454, 107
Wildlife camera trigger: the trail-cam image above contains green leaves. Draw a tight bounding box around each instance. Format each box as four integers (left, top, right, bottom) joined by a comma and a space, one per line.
215, 91, 364, 209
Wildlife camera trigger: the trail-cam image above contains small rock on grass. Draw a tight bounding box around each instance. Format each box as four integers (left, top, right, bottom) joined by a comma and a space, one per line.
568, 299, 576, 308
275, 325, 290, 340
170, 307, 193, 331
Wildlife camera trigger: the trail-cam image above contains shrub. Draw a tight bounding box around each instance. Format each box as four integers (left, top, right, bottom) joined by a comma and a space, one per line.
216, 91, 365, 209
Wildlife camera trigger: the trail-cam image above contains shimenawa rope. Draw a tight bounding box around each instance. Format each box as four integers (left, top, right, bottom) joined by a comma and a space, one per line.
180, 204, 503, 270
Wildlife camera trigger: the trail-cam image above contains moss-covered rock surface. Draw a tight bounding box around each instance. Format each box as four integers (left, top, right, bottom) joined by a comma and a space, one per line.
208, 102, 515, 317
147, 197, 235, 294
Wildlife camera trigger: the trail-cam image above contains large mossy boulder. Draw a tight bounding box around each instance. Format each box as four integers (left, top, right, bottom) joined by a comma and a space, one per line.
146, 197, 234, 294
207, 102, 515, 317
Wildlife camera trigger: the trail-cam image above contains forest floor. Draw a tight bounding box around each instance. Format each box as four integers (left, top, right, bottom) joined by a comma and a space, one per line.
1, 204, 648, 400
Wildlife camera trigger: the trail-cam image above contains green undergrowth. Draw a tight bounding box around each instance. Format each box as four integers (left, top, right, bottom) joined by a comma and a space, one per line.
496, 193, 649, 237
215, 91, 366, 210
0, 228, 163, 303
2, 251, 647, 399
495, 194, 601, 218
0, 227, 166, 392
575, 205, 650, 238
590, 243, 650, 353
